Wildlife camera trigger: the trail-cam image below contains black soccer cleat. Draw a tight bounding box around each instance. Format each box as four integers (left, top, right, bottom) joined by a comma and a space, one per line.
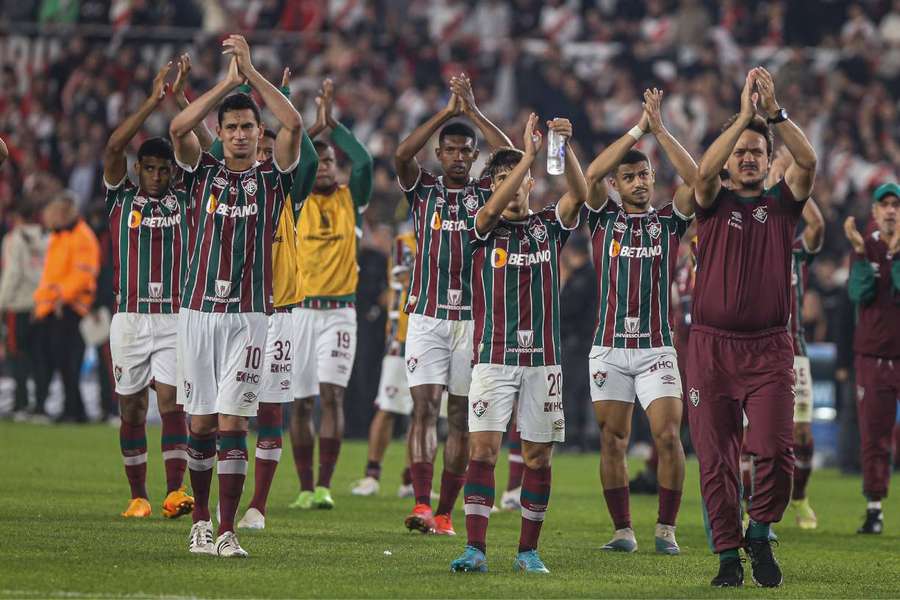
711, 557, 744, 587
628, 470, 658, 495
857, 509, 884, 534
745, 538, 783, 587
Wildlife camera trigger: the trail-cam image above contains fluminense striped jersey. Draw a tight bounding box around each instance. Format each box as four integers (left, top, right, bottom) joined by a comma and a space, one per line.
471, 204, 574, 366
790, 237, 818, 356
401, 169, 491, 321
386, 231, 416, 354
106, 176, 190, 314
588, 201, 692, 348
178, 152, 297, 313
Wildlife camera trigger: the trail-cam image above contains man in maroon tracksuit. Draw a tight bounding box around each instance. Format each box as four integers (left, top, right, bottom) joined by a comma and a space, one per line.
844, 182, 900, 535
689, 68, 817, 588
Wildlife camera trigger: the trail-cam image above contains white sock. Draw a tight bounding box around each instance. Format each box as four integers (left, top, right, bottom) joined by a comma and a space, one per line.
867, 501, 882, 511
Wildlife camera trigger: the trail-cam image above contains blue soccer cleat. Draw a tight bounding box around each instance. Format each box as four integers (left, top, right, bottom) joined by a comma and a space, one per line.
450, 545, 488, 573
513, 549, 550, 574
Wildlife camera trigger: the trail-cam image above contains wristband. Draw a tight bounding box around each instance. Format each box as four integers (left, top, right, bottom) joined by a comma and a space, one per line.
627, 126, 644, 142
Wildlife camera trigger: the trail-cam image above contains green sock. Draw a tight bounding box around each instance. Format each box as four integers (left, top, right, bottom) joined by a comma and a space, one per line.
748, 520, 770, 540
719, 548, 740, 562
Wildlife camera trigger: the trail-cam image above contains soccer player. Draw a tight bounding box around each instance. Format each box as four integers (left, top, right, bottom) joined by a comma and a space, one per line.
103, 56, 210, 519
582, 89, 696, 555
288, 78, 373, 510
204, 68, 318, 530
169, 35, 303, 558
352, 228, 417, 497
450, 114, 587, 574
844, 182, 900, 535
395, 73, 512, 534
689, 68, 817, 587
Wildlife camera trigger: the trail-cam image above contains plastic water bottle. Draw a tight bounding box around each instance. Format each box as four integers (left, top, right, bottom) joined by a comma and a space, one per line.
547, 128, 566, 175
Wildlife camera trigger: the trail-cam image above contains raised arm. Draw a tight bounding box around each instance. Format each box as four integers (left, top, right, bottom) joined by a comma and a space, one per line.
695, 71, 757, 208
170, 56, 242, 169
105, 62, 171, 185
475, 113, 541, 237
171, 54, 213, 152
452, 73, 513, 149
225, 35, 302, 171
644, 88, 698, 217
801, 198, 825, 252
754, 67, 817, 201
584, 113, 648, 211
550, 118, 588, 228
395, 94, 460, 189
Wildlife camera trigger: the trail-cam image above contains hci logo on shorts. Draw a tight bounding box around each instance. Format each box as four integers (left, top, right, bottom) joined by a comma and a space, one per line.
215, 279, 231, 298
689, 387, 700, 407
406, 357, 418, 373
592, 370, 607, 389
517, 330, 534, 348
472, 399, 488, 418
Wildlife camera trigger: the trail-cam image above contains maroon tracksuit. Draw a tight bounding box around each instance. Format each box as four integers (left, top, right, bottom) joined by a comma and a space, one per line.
687, 180, 804, 552
849, 232, 900, 501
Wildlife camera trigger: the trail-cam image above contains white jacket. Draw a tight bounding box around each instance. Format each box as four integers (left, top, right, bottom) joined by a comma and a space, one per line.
0, 224, 48, 312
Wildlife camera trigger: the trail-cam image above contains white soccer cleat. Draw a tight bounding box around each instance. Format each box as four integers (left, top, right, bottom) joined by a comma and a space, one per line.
352, 476, 381, 496
601, 527, 638, 552
188, 520, 215, 555
215, 531, 249, 558
237, 507, 266, 530
654, 523, 680, 555
397, 483, 414, 498
500, 486, 522, 511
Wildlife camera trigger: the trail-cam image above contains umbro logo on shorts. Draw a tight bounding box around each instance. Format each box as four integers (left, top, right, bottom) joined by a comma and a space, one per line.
689, 388, 700, 407
661, 374, 677, 385
406, 357, 418, 373
241, 392, 257, 406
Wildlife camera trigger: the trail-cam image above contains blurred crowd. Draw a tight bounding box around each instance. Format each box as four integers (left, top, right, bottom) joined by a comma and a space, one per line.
0, 1, 897, 448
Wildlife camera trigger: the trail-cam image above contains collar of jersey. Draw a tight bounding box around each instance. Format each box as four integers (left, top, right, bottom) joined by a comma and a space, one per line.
501, 209, 535, 226
437, 175, 473, 191
218, 160, 261, 175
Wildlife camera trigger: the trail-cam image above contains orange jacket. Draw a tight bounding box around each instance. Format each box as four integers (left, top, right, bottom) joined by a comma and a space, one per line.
33, 219, 100, 318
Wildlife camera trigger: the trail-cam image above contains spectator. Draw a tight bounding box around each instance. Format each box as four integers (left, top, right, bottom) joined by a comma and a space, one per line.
0, 202, 48, 419
33, 193, 100, 423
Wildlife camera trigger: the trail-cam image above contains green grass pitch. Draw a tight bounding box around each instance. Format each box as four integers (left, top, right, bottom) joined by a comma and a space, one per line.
1, 422, 898, 598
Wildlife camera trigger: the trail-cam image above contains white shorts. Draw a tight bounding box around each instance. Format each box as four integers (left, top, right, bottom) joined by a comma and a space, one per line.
260, 312, 295, 404
109, 312, 178, 394
468, 363, 565, 443
375, 354, 412, 415
291, 307, 357, 398
176, 308, 269, 417
405, 313, 473, 396
793, 355, 813, 424
589, 346, 682, 410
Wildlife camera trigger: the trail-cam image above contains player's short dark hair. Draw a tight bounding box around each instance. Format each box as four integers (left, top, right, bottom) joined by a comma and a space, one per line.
217, 93, 261, 126
313, 140, 333, 155
438, 122, 477, 147
617, 149, 651, 173
9, 201, 38, 221
483, 147, 524, 181
137, 137, 174, 163
722, 113, 774, 157
262, 129, 277, 141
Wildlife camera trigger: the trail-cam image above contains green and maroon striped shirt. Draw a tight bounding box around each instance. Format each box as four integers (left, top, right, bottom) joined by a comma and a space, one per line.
402, 170, 491, 321
178, 152, 297, 313
106, 176, 190, 314
471, 204, 574, 366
